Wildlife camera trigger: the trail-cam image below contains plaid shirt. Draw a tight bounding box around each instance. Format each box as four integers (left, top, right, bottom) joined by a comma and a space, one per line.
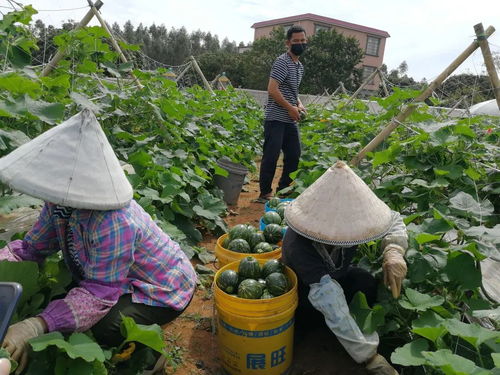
2, 200, 196, 332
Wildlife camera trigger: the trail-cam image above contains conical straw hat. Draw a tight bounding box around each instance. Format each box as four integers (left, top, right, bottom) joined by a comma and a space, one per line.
285, 161, 392, 245
0, 109, 133, 210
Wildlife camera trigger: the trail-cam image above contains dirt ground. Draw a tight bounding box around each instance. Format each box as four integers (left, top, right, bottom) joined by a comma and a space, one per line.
166, 166, 369, 375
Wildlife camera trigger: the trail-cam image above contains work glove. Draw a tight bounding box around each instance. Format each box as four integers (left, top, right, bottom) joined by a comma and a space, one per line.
365, 354, 399, 375
382, 244, 407, 298
2, 317, 45, 374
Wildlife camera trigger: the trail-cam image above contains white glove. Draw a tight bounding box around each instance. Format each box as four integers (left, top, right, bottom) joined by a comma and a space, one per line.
382, 245, 407, 298
2, 317, 46, 374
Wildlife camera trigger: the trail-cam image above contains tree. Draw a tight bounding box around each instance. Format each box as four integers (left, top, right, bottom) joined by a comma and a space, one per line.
300, 29, 364, 94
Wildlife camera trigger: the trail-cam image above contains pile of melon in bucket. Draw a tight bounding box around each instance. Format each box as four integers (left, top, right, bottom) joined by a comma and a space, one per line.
217, 257, 290, 299
223, 223, 283, 253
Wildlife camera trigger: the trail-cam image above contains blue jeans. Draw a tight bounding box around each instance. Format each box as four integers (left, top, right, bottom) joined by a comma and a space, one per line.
259, 120, 301, 196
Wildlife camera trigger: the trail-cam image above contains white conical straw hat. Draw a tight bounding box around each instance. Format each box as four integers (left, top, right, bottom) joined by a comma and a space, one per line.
285, 161, 392, 245
0, 109, 133, 210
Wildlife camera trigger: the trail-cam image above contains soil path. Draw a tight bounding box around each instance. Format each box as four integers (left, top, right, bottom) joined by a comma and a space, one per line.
166, 165, 368, 375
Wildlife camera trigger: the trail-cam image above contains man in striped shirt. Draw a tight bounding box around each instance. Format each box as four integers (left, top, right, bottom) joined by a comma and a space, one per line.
258, 25, 307, 202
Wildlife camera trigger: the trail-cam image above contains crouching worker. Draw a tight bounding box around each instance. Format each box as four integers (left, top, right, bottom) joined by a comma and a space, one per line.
0, 110, 196, 374
282, 161, 408, 375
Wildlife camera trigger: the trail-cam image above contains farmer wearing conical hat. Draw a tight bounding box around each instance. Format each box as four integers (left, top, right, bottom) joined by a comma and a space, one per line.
283, 161, 408, 375
0, 110, 196, 374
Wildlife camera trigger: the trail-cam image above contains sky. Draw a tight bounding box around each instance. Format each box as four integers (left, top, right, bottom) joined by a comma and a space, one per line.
3, 0, 500, 82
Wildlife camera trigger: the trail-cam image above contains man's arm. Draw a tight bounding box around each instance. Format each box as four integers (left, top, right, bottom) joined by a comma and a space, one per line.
268, 78, 301, 122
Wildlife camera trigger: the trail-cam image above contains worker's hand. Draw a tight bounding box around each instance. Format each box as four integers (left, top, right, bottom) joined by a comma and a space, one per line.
287, 106, 301, 122
297, 103, 307, 114
0, 358, 11, 375
2, 317, 46, 374
382, 245, 407, 298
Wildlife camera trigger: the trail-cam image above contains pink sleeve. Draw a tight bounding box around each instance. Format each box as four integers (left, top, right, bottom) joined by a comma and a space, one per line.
39, 280, 122, 332
0, 242, 23, 261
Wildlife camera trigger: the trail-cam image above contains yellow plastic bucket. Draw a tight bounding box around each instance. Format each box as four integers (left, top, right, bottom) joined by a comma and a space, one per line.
215, 234, 282, 267
214, 259, 298, 375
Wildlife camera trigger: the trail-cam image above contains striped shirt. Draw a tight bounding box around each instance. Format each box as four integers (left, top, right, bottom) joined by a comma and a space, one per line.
1, 200, 196, 332
265, 52, 304, 123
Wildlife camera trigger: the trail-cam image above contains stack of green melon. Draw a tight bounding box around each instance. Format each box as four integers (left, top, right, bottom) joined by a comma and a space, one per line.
222, 224, 283, 253
217, 257, 290, 299
262, 199, 290, 232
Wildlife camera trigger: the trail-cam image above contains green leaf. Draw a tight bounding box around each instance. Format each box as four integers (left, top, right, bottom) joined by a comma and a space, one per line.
399, 288, 445, 312
25, 95, 65, 125
0, 195, 42, 214
444, 252, 481, 289
411, 310, 447, 342
415, 233, 442, 244
0, 260, 40, 304
120, 315, 166, 354
214, 164, 229, 177
29, 332, 105, 362
421, 349, 491, 375
449, 192, 494, 217
348, 292, 385, 334
0, 73, 40, 96
391, 338, 428, 366
492, 353, 500, 368
465, 167, 482, 181
443, 319, 500, 349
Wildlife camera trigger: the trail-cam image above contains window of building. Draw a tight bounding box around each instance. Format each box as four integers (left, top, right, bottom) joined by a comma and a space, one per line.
365, 36, 380, 56
314, 24, 330, 33
362, 66, 377, 84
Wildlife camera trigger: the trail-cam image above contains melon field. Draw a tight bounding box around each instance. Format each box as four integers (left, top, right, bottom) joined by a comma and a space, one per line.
0, 6, 499, 375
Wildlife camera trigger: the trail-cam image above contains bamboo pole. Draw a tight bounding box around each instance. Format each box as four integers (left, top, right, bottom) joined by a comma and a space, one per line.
378, 68, 389, 97
344, 68, 379, 107
445, 96, 466, 116
89, 2, 143, 89
474, 23, 500, 111
339, 81, 347, 95
41, 1, 103, 77
189, 56, 214, 94
174, 62, 192, 83
350, 25, 495, 166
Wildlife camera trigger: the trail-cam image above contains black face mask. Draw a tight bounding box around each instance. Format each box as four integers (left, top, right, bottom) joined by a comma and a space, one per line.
290, 43, 307, 56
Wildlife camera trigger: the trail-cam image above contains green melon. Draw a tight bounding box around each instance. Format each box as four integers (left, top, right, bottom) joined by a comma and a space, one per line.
248, 232, 266, 249
261, 259, 285, 278
237, 279, 263, 299
222, 236, 231, 249
263, 223, 283, 244
228, 239, 250, 253
266, 272, 289, 297
262, 211, 282, 225
276, 205, 286, 220
253, 242, 273, 254
268, 197, 282, 208
217, 270, 239, 294
261, 289, 274, 299
257, 278, 267, 288
238, 256, 261, 279
229, 224, 255, 242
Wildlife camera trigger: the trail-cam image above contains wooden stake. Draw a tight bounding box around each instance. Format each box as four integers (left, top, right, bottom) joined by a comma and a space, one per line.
474, 23, 500, 111
339, 81, 347, 95
175, 62, 192, 83
41, 1, 103, 77
378, 68, 389, 97
189, 56, 215, 94
344, 68, 379, 107
89, 2, 143, 89
350, 25, 495, 166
